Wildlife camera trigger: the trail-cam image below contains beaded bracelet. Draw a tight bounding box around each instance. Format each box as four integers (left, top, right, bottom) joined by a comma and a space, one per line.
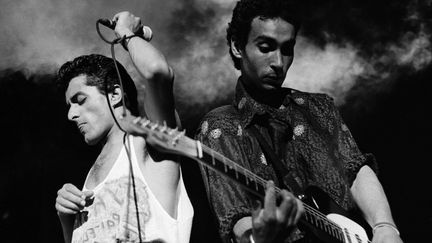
121, 34, 141, 51
372, 222, 400, 236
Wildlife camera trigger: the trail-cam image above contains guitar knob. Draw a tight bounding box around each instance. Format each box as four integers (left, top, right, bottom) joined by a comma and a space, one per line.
298, 194, 305, 200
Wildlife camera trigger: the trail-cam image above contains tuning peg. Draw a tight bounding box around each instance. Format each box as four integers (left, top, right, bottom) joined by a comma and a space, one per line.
150, 123, 159, 130
168, 127, 178, 135
140, 119, 151, 127
159, 121, 168, 132
173, 130, 186, 142
171, 130, 185, 146
133, 117, 141, 124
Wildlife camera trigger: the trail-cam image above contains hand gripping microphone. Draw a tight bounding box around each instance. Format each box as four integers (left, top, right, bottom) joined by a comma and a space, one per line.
98, 18, 153, 41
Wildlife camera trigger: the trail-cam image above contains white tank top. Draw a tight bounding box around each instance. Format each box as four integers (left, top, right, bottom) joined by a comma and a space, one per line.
71, 136, 194, 243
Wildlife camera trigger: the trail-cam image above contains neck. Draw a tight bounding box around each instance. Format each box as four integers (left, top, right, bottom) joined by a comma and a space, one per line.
98, 126, 124, 152
242, 81, 286, 108
98, 107, 128, 149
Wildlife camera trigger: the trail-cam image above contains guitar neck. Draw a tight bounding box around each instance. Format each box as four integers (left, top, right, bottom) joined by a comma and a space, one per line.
197, 142, 347, 242
200, 144, 267, 197
125, 116, 368, 243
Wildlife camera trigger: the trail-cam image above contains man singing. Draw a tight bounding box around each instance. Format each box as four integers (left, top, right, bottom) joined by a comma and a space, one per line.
55, 11, 193, 243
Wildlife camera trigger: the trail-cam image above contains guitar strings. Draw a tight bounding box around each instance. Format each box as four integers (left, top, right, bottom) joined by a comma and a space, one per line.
200, 144, 345, 232
205, 146, 372, 242
134, 119, 369, 242
202, 145, 370, 242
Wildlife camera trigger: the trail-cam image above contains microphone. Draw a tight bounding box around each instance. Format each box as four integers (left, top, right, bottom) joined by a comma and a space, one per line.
98, 19, 153, 41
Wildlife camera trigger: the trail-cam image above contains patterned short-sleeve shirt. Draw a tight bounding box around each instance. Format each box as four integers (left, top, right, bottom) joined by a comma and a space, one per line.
195, 79, 376, 242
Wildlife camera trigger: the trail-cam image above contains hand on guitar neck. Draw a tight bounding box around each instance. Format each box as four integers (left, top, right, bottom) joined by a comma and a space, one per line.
246, 180, 304, 243
124, 116, 400, 243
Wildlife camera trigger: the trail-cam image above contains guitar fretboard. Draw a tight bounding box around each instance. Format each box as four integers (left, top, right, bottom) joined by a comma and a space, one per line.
199, 143, 347, 243
129, 117, 367, 242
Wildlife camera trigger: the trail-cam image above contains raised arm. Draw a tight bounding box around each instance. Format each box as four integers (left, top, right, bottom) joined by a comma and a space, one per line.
111, 11, 182, 219
113, 11, 177, 128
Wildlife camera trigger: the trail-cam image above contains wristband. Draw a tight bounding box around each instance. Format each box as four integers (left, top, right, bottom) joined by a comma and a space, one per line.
372, 222, 400, 236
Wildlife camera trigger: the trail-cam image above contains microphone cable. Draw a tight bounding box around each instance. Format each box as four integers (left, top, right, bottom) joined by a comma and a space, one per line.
96, 19, 129, 128
96, 19, 143, 243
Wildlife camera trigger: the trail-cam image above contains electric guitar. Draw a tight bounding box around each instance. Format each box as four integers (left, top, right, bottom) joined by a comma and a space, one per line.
124, 116, 372, 243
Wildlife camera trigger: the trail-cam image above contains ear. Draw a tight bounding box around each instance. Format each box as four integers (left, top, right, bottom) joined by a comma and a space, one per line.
109, 84, 123, 107
230, 38, 243, 59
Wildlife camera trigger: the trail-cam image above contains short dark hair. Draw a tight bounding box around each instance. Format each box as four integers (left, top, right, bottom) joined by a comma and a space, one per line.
227, 0, 301, 69
57, 54, 139, 116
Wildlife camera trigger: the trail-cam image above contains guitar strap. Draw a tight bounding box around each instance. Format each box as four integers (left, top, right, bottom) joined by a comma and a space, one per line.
248, 125, 303, 195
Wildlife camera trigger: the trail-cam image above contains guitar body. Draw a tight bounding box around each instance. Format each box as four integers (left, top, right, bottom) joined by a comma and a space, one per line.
300, 186, 372, 243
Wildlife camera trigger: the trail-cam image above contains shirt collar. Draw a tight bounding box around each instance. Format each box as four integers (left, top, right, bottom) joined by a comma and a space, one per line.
234, 77, 296, 128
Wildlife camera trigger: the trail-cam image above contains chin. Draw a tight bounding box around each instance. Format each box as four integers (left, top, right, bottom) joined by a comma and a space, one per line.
84, 135, 99, 146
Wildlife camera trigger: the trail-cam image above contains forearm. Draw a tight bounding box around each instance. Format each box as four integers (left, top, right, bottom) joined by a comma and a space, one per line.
350, 165, 396, 227
120, 29, 176, 127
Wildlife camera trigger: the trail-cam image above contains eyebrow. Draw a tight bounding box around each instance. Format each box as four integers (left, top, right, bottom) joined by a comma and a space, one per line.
254, 35, 296, 45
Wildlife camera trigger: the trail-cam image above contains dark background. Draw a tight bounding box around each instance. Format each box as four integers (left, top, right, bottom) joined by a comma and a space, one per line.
0, 0, 431, 242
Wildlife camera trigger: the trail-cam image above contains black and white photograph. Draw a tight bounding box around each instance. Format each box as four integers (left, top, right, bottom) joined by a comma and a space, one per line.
0, 0, 430, 242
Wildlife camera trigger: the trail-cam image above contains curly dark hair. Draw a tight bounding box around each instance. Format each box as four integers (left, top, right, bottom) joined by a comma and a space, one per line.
57, 54, 139, 116
227, 0, 302, 70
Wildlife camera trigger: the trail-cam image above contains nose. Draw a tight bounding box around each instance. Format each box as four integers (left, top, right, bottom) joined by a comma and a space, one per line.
67, 104, 79, 121
270, 50, 284, 72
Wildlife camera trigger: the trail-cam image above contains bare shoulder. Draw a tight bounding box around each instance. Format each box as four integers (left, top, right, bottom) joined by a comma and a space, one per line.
130, 135, 147, 160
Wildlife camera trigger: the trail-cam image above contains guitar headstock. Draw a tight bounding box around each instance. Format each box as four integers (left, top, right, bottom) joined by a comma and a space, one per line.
124, 116, 200, 158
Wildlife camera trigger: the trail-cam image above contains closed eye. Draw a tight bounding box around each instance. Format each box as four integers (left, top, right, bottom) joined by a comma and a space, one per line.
70, 93, 87, 105
77, 97, 86, 105
258, 43, 273, 53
